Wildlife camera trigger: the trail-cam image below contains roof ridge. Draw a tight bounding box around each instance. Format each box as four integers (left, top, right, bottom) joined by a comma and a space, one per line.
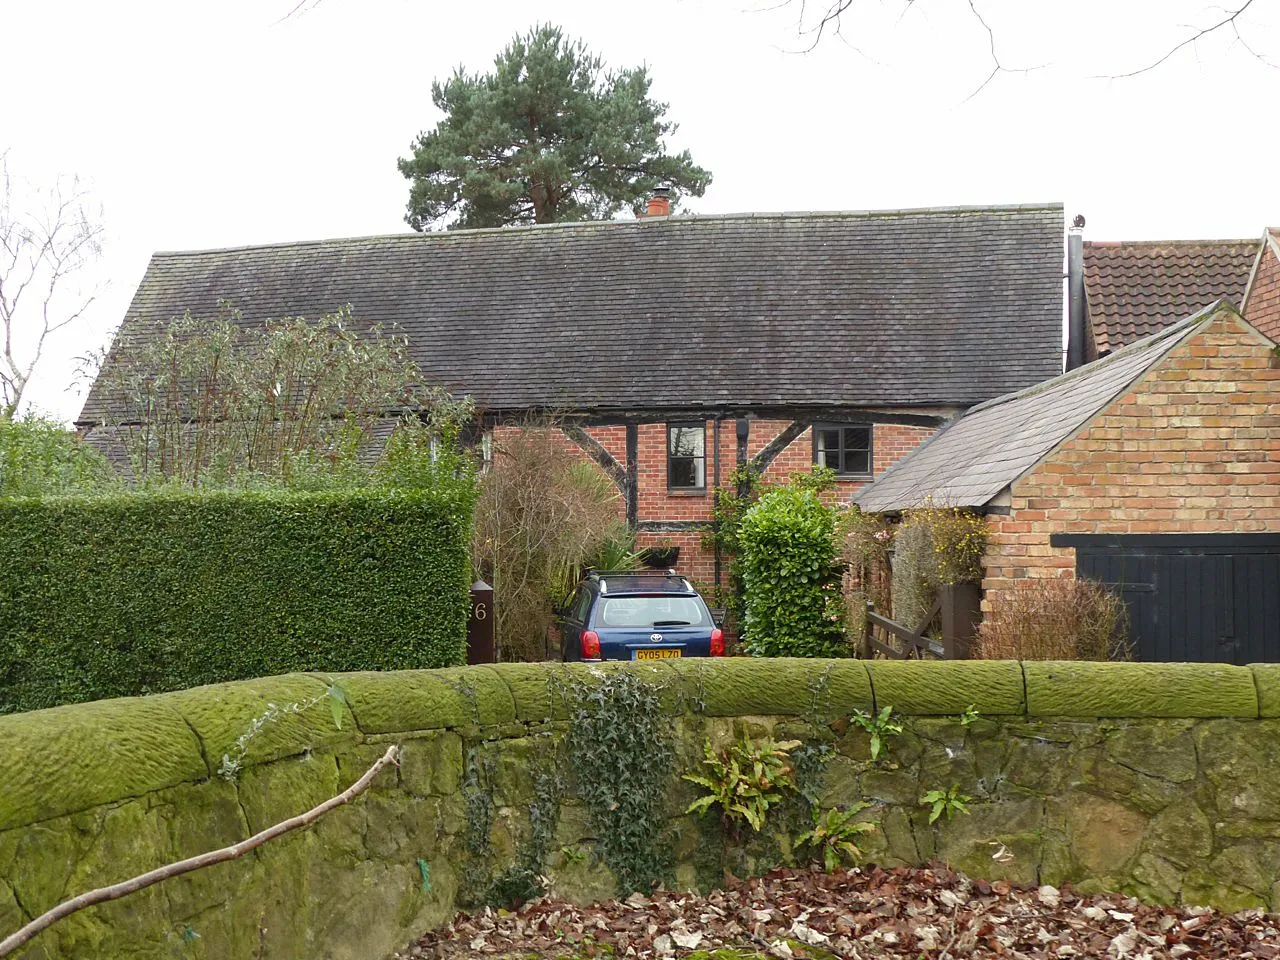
964, 299, 1232, 417
151, 202, 1064, 257
1083, 238, 1256, 248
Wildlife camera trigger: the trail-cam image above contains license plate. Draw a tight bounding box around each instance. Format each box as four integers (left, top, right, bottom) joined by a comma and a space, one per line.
634, 648, 681, 660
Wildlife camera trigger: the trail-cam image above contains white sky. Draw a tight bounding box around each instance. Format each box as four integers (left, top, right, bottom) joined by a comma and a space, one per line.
4, 0, 1279, 421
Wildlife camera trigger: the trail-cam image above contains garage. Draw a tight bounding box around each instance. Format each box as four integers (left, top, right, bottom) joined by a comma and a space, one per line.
855, 301, 1280, 661
1053, 534, 1280, 663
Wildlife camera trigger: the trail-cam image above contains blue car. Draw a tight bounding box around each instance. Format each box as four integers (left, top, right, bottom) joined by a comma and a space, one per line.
560, 570, 725, 662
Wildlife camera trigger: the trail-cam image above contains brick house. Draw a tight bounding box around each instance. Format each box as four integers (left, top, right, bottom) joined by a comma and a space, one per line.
856, 300, 1280, 662
79, 202, 1065, 591
1069, 228, 1280, 363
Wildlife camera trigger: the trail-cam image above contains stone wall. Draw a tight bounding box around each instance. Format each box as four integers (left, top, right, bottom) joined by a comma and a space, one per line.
4, 659, 1280, 959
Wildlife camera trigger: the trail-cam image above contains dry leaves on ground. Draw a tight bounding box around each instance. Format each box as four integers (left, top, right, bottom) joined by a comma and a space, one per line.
398, 863, 1280, 960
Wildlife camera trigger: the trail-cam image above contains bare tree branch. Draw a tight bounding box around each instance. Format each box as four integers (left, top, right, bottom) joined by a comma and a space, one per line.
0, 153, 105, 418
959, 0, 1046, 102
0, 744, 400, 958
1108, 0, 1260, 78
776, 0, 1273, 86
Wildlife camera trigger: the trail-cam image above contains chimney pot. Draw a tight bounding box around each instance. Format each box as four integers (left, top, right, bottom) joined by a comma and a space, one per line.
645, 186, 671, 218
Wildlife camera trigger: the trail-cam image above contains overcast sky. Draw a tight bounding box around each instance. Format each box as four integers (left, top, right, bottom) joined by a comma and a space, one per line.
5, 0, 1279, 420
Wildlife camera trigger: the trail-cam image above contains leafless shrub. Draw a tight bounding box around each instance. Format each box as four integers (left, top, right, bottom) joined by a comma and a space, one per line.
89, 306, 467, 486
978, 578, 1131, 661
471, 424, 634, 662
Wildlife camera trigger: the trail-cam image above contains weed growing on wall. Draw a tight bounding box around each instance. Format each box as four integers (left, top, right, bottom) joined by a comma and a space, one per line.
486, 761, 567, 909
216, 681, 348, 780
561, 669, 673, 894
684, 735, 801, 835
789, 742, 835, 809
921, 786, 971, 824
796, 804, 876, 871
850, 706, 903, 763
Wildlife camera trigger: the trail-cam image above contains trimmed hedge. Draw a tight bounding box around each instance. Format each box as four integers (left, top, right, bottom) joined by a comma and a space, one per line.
738, 487, 847, 657
0, 487, 473, 712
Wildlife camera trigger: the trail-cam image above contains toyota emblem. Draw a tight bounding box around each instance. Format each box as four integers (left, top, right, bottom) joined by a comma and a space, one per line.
649, 633, 663, 643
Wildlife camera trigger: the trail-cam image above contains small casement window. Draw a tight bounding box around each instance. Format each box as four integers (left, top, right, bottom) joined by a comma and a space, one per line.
813, 424, 873, 478
667, 422, 706, 490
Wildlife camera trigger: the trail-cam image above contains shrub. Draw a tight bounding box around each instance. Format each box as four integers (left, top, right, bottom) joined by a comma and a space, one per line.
891, 505, 988, 628
738, 486, 848, 657
0, 415, 116, 497
0, 484, 475, 712
978, 578, 1131, 661
89, 307, 469, 487
471, 426, 634, 661
891, 516, 936, 628
838, 507, 894, 635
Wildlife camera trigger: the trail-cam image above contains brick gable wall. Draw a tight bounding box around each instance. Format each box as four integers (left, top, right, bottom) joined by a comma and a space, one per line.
983, 312, 1280, 611
1245, 240, 1280, 342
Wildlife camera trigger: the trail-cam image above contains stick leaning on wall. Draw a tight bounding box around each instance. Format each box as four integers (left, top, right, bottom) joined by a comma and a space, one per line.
0, 744, 401, 958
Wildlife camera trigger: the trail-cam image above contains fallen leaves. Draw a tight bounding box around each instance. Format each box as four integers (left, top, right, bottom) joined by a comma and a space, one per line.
397, 862, 1280, 959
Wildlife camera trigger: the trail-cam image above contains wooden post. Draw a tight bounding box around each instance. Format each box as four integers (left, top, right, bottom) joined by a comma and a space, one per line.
940, 582, 982, 660
625, 423, 638, 530
467, 580, 494, 664
861, 598, 874, 660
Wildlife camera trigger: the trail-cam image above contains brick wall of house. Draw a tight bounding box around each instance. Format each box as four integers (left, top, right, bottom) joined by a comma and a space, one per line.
982, 311, 1280, 611
1245, 239, 1280, 342
633, 420, 937, 591
491, 418, 938, 595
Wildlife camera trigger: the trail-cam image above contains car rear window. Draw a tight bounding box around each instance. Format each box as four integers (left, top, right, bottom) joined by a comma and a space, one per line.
596, 595, 709, 628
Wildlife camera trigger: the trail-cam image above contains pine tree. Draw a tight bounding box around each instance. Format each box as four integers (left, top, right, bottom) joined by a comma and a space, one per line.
397, 25, 712, 231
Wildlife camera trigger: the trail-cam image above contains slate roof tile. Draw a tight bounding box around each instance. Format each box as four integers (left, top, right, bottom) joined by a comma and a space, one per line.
853, 301, 1230, 513
79, 204, 1064, 423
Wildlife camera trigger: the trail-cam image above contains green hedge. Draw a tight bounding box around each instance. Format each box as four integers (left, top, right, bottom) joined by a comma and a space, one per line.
738, 486, 848, 657
0, 487, 474, 712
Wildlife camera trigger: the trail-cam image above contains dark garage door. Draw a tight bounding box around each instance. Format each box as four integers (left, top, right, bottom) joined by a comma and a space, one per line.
1050, 534, 1280, 663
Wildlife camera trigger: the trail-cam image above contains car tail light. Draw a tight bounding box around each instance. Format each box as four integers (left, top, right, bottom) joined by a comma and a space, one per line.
709, 628, 725, 657
581, 630, 602, 660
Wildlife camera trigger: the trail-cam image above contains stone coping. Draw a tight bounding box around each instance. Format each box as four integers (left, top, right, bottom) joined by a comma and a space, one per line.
0, 658, 1269, 833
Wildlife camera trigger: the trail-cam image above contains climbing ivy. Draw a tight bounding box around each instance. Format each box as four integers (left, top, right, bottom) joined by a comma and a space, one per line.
562, 669, 674, 893
460, 747, 496, 905
486, 756, 566, 908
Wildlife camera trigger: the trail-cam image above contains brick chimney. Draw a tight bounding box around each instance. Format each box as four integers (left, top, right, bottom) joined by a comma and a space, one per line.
645, 186, 671, 218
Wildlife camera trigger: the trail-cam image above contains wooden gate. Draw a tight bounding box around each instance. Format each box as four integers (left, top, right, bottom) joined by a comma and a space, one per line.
861, 583, 982, 660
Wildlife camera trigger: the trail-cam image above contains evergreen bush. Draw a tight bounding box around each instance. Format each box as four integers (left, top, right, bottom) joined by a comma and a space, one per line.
737, 486, 847, 658
0, 483, 475, 712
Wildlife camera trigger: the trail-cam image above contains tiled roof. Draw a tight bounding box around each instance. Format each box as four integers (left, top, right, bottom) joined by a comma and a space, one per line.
78, 204, 1064, 423
853, 302, 1230, 513
1084, 239, 1256, 355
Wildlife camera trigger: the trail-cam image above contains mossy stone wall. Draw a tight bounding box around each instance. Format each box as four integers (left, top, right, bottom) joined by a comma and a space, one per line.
2, 659, 1279, 959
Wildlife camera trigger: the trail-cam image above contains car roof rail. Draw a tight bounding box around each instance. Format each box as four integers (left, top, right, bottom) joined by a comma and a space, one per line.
587, 568, 681, 578
586, 568, 692, 595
